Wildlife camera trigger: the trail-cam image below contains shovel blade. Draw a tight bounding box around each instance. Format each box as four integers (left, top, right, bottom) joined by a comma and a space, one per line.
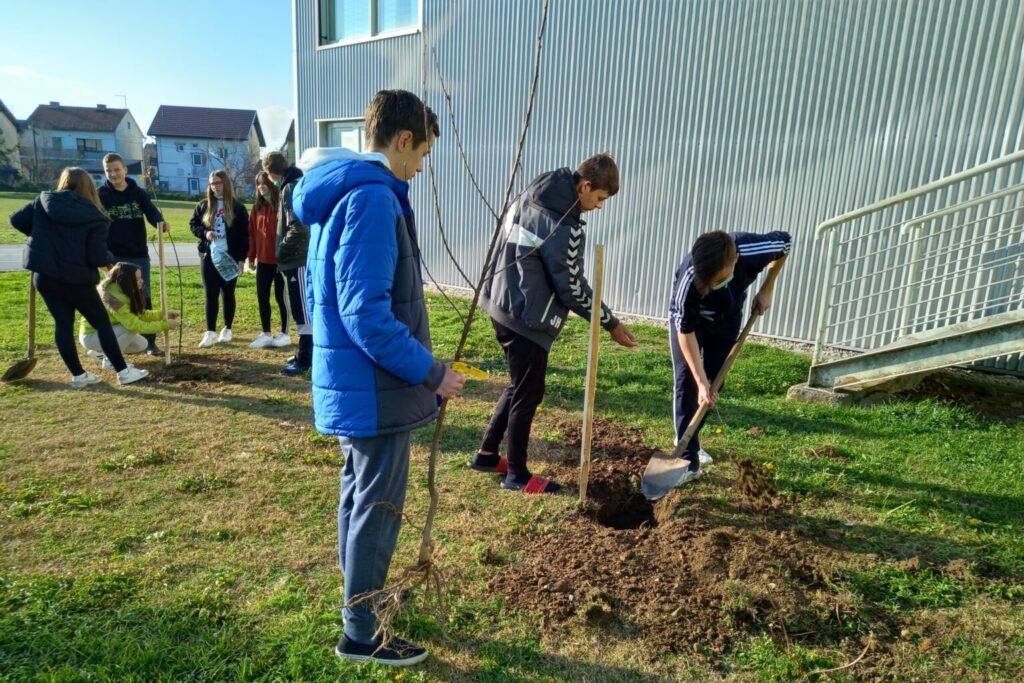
2, 358, 37, 383
641, 455, 692, 501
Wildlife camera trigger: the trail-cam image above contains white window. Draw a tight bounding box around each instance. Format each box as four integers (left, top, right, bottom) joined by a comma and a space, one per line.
318, 119, 365, 152
192, 152, 205, 166
319, 0, 418, 45
175, 143, 185, 152
52, 137, 63, 150
76, 138, 102, 152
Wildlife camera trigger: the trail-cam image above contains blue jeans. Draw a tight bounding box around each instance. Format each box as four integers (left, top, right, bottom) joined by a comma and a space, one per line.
338, 431, 411, 644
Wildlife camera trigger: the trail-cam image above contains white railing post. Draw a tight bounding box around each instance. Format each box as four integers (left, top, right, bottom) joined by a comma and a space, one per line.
898, 225, 926, 337
813, 228, 840, 363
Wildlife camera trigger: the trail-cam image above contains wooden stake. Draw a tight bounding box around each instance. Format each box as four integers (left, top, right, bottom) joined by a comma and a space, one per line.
157, 223, 170, 366
579, 243, 605, 504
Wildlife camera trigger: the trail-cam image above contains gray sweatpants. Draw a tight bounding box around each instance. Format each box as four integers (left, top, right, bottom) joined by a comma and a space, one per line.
337, 430, 411, 644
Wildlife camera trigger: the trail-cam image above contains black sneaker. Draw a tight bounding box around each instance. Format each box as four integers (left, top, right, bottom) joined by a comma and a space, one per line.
145, 343, 162, 356
335, 635, 427, 666
280, 361, 310, 377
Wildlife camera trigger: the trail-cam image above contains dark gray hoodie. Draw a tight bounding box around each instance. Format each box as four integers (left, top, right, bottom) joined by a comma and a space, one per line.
480, 168, 619, 351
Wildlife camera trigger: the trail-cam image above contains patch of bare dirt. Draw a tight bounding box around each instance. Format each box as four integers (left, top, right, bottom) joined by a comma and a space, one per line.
492, 419, 855, 655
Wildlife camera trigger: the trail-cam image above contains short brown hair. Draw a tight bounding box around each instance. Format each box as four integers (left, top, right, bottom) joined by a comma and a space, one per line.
102, 153, 124, 167
262, 151, 289, 175
364, 90, 439, 150
576, 153, 619, 195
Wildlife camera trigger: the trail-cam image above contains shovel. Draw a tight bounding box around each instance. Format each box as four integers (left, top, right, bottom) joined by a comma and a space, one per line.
2, 278, 38, 382
641, 313, 759, 500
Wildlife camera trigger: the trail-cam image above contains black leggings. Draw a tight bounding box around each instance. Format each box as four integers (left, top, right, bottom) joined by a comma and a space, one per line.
33, 272, 127, 375
201, 254, 237, 331
479, 319, 550, 478
255, 263, 288, 333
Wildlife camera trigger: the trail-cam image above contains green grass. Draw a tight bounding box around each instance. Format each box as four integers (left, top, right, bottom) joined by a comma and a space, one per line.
1, 190, 220, 244
1, 269, 1022, 681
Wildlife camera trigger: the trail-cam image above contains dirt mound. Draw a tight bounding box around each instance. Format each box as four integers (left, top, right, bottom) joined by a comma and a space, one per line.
493, 420, 851, 655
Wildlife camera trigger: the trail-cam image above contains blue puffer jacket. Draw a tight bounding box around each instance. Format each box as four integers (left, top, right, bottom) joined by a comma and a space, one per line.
292, 148, 446, 437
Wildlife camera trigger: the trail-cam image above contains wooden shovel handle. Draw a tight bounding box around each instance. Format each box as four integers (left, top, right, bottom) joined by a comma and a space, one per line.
670, 313, 759, 460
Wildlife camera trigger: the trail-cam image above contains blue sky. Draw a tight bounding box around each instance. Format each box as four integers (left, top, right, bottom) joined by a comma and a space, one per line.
1, 0, 294, 148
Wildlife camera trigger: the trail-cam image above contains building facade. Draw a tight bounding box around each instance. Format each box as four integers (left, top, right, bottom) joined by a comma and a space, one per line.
292, 0, 1024, 370
17, 102, 144, 185
148, 105, 265, 195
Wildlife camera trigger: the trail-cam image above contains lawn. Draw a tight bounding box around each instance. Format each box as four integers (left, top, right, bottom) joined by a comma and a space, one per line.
1, 191, 217, 245
0, 268, 1022, 682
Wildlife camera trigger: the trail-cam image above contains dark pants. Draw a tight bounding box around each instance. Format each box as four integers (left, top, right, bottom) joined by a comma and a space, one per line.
255, 263, 288, 333
200, 254, 237, 331
116, 255, 157, 348
33, 272, 127, 375
282, 266, 311, 365
479, 319, 549, 479
669, 315, 741, 462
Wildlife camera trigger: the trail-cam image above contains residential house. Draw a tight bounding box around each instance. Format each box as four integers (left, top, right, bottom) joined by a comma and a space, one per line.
291, 0, 1024, 362
0, 100, 21, 183
147, 105, 265, 195
18, 102, 144, 184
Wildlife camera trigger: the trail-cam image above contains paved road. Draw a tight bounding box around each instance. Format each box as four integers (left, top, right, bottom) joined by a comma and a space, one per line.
0, 244, 200, 273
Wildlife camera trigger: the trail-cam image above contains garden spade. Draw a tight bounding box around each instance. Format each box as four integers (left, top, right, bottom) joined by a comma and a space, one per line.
2, 278, 38, 382
641, 313, 759, 500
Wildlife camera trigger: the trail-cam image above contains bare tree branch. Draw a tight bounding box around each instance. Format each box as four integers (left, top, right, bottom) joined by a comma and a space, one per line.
416, 0, 551, 570
425, 150, 474, 287
432, 46, 499, 221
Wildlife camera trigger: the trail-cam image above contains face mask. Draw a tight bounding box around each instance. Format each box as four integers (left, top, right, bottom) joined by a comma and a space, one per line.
260, 191, 270, 200
711, 274, 734, 291
273, 178, 282, 187
213, 192, 223, 200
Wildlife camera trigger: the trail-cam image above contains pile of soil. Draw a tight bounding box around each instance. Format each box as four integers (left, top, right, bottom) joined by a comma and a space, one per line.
492, 419, 853, 655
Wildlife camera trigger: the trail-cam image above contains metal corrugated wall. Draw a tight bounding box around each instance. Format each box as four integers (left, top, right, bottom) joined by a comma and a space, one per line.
295, 0, 1024, 367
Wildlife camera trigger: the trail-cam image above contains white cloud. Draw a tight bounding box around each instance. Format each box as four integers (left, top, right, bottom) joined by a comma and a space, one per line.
257, 104, 293, 150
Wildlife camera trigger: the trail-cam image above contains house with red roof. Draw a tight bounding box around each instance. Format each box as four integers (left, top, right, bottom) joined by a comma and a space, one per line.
147, 105, 265, 195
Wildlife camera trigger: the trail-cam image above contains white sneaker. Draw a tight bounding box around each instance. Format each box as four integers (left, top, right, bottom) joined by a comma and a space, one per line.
219, 327, 233, 343
70, 371, 102, 388
117, 365, 150, 385
86, 349, 102, 359
271, 332, 291, 347
250, 333, 273, 348
698, 449, 714, 466
676, 468, 703, 486
198, 331, 218, 348
98, 355, 114, 370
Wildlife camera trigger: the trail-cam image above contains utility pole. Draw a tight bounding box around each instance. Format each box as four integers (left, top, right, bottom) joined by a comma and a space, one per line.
29, 125, 39, 182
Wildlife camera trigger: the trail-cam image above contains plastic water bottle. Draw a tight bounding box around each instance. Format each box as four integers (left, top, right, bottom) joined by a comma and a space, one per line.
210, 240, 239, 282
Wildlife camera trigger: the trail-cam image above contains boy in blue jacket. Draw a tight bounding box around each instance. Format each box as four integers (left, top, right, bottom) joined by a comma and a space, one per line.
292, 90, 464, 667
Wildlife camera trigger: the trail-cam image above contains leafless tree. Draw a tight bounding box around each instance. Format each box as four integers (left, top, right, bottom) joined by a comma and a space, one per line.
205, 139, 262, 196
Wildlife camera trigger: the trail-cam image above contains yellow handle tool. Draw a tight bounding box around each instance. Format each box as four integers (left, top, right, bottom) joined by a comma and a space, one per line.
451, 361, 487, 380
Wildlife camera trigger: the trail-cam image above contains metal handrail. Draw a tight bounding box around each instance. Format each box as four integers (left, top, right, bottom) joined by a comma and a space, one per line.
812, 148, 1024, 362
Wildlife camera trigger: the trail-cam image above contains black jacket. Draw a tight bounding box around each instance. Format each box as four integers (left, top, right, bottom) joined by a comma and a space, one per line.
98, 177, 164, 258
188, 198, 250, 261
481, 168, 618, 351
275, 165, 308, 270
10, 191, 114, 285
